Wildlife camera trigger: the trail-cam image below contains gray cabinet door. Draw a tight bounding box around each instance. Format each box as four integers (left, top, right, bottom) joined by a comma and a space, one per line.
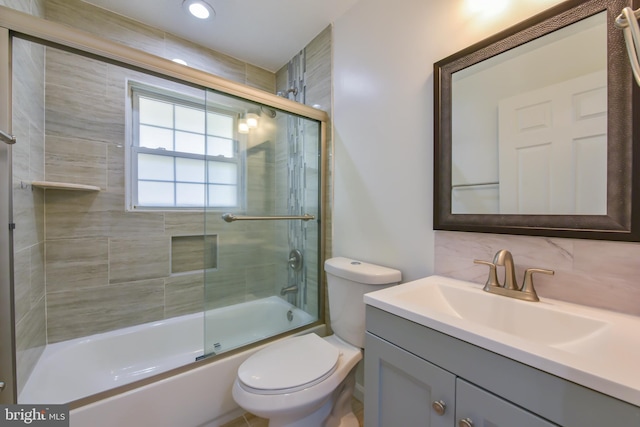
365, 332, 456, 427
455, 379, 558, 427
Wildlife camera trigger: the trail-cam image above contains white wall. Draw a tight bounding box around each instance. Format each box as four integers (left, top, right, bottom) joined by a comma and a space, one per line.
332, 0, 563, 281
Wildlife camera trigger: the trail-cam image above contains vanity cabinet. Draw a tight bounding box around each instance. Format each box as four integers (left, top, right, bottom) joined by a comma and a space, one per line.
364, 306, 640, 427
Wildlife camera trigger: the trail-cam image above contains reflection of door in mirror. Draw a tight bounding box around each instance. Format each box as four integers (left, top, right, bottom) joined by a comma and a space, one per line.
450, 11, 607, 215
498, 71, 607, 215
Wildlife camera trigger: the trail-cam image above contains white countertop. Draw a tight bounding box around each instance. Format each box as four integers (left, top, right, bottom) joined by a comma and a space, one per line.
364, 275, 640, 407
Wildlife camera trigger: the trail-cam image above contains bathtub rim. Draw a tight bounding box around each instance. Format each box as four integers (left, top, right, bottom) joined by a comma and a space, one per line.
67, 319, 326, 410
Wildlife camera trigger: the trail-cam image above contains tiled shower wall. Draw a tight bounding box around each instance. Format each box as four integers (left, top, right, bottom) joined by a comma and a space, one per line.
39, 0, 280, 344
275, 26, 332, 321
4, 0, 284, 393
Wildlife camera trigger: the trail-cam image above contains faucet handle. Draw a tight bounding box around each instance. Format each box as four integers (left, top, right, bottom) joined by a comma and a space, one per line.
521, 268, 554, 302
474, 259, 500, 290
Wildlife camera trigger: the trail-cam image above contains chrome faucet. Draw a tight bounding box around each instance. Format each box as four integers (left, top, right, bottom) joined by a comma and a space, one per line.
280, 285, 299, 296
474, 250, 554, 302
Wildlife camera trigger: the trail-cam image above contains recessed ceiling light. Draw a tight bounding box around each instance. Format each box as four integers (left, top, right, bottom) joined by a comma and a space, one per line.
183, 0, 215, 20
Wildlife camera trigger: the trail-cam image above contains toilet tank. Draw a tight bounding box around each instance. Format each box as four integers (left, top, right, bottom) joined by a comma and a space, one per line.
324, 257, 401, 348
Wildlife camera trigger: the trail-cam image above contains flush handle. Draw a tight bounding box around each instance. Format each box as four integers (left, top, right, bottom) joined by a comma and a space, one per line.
432, 400, 447, 416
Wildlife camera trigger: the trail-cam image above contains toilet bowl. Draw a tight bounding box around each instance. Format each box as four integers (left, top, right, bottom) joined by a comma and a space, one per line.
232, 257, 401, 427
232, 334, 362, 427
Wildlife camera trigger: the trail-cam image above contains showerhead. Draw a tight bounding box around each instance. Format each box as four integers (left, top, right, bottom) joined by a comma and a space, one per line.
260, 106, 277, 118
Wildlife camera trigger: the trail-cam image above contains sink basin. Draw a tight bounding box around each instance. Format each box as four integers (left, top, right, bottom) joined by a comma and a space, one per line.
364, 275, 640, 407
391, 280, 609, 347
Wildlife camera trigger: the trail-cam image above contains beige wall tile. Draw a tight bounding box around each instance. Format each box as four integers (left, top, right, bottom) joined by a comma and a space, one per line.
45, 0, 166, 57
29, 122, 45, 181
45, 47, 107, 94
45, 191, 164, 239
246, 64, 276, 93
30, 243, 45, 304
45, 136, 108, 189
164, 33, 246, 82
13, 247, 30, 324
204, 268, 246, 310
11, 108, 30, 182
12, 39, 45, 131
47, 279, 165, 343
109, 237, 171, 283
305, 26, 332, 112
45, 83, 124, 144
165, 272, 205, 318
107, 144, 125, 194
13, 184, 44, 252
15, 297, 46, 393
46, 238, 109, 292
246, 263, 279, 300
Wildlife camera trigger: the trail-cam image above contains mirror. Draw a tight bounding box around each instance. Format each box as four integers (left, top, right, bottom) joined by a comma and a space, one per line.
434, 0, 640, 240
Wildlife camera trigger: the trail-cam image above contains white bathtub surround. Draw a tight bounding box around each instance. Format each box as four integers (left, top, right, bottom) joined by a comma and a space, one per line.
71, 324, 326, 427
20, 296, 314, 406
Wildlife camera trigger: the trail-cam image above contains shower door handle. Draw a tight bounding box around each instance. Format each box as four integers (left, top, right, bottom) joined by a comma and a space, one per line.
0, 130, 15, 145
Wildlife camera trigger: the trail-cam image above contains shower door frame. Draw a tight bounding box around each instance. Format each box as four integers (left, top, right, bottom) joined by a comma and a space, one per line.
0, 6, 328, 405
0, 26, 16, 405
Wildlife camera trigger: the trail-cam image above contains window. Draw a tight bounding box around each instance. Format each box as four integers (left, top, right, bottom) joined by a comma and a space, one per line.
129, 85, 241, 209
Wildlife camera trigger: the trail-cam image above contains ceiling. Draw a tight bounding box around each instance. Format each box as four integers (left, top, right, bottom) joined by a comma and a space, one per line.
82, 0, 359, 72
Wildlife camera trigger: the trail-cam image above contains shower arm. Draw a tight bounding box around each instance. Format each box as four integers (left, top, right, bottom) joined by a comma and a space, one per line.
616, 6, 640, 86
222, 213, 315, 223
0, 129, 16, 145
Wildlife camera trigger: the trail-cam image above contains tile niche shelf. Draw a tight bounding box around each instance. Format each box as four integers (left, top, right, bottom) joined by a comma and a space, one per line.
30, 181, 101, 191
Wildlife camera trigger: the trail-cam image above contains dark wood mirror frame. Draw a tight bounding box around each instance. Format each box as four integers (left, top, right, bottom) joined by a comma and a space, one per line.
434, 0, 640, 241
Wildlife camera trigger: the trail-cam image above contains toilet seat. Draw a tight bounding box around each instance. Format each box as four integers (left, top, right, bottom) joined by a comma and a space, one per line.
237, 334, 340, 395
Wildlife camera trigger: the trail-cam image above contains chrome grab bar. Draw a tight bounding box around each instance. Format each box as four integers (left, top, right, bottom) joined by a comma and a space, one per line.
222, 213, 315, 223
0, 130, 16, 145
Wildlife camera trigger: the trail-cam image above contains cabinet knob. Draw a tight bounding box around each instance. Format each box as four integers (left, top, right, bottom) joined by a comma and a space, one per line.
431, 400, 446, 416
458, 418, 474, 427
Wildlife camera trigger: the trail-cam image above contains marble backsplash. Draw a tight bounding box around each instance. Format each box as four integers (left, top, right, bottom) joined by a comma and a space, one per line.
434, 231, 640, 317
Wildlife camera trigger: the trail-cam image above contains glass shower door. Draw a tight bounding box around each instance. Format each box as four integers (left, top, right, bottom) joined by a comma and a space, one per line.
203, 89, 322, 357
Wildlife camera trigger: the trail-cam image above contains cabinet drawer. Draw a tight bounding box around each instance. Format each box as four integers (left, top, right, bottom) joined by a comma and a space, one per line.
456, 379, 558, 427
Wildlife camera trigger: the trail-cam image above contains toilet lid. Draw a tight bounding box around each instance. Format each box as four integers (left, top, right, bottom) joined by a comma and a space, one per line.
238, 334, 340, 394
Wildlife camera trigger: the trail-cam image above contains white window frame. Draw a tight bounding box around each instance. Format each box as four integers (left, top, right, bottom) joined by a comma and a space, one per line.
126, 82, 244, 211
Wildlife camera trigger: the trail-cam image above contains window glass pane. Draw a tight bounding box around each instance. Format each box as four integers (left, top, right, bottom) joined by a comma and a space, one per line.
207, 112, 234, 138
139, 125, 173, 150
176, 131, 205, 155
208, 161, 237, 184
207, 136, 234, 158
138, 153, 174, 181
138, 181, 174, 206
208, 184, 237, 207
176, 158, 205, 183
175, 105, 205, 133
139, 97, 173, 127
177, 183, 205, 206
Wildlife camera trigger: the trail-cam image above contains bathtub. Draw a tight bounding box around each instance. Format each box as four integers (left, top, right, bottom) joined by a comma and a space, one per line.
19, 296, 317, 413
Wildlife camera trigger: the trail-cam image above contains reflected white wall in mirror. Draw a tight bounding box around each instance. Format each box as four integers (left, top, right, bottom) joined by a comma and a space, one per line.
451, 11, 607, 214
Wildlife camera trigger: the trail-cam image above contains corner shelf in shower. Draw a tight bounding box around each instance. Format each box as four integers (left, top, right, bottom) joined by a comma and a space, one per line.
30, 181, 101, 191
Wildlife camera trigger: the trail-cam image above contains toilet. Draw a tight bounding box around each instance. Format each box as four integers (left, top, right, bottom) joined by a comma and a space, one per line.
232, 257, 401, 427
